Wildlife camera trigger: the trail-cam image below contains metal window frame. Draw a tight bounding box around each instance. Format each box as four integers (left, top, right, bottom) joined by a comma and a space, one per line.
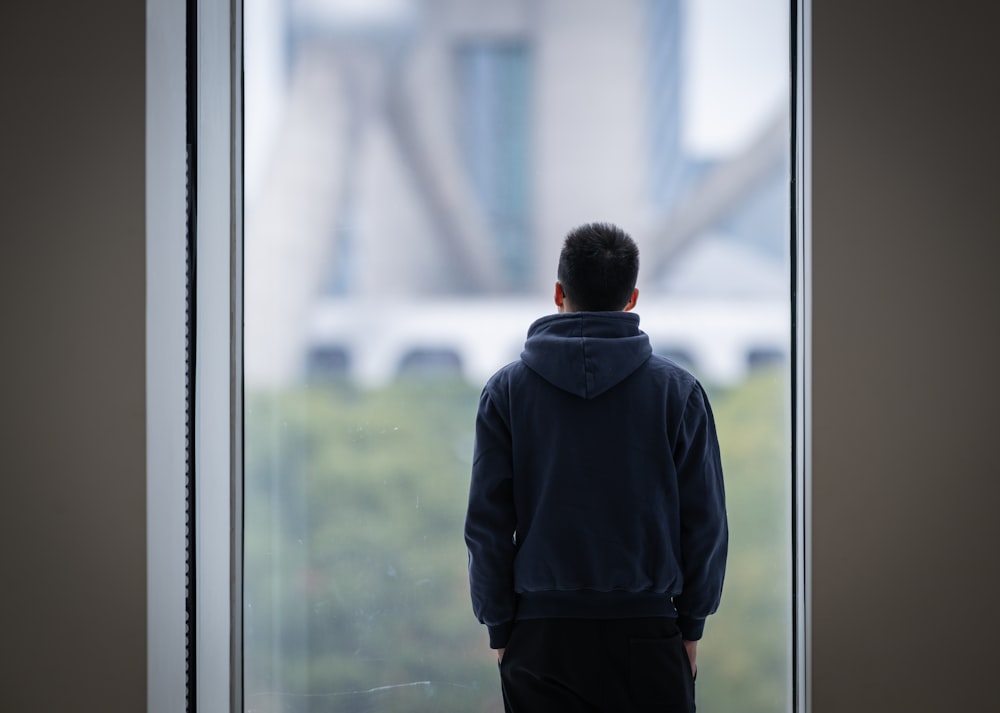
189, 0, 244, 710
792, 2, 812, 712
148, 1, 811, 711
146, 0, 189, 708
147, 0, 243, 710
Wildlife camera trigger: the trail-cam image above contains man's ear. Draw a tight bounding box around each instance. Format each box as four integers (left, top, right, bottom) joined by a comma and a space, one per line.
554, 282, 566, 310
624, 288, 639, 312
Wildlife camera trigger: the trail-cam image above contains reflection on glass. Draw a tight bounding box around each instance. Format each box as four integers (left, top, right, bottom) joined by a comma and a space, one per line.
244, 1, 790, 711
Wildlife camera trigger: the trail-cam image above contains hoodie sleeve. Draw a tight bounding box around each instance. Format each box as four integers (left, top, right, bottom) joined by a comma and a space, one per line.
464, 381, 518, 648
672, 382, 728, 641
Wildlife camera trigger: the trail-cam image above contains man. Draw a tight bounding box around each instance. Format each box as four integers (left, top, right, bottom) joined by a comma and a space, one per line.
464, 222, 728, 713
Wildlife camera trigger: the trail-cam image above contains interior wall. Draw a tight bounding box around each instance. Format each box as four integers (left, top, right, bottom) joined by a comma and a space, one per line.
0, 2, 147, 711
810, 1, 1000, 711
1, 1, 998, 711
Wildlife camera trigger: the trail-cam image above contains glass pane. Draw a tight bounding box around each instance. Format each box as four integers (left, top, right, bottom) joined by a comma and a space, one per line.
243, 1, 791, 712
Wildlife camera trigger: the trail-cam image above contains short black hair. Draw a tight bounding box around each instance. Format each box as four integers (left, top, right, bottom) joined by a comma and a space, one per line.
557, 222, 639, 311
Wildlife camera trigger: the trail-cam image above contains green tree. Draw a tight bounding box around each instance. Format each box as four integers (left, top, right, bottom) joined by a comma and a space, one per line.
244, 367, 791, 713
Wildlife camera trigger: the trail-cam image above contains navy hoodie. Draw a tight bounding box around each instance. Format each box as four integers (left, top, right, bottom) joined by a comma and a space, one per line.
465, 311, 728, 648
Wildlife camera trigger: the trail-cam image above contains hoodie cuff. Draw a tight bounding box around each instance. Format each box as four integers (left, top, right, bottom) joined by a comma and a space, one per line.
488, 622, 514, 649
677, 616, 705, 641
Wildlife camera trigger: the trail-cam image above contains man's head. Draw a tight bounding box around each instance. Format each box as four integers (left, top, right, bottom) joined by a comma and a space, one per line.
555, 222, 640, 312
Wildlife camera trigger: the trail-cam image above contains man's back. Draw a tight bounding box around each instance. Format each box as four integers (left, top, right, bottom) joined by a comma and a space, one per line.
467, 310, 727, 643
464, 222, 727, 713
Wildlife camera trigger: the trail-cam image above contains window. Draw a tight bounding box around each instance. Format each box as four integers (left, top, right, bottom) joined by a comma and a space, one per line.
234, 1, 797, 711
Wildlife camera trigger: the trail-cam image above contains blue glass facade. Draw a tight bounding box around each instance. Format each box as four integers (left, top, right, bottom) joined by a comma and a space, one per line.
455, 42, 534, 290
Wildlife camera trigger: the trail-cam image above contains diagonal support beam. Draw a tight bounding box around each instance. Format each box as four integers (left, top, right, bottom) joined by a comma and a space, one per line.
647, 107, 789, 279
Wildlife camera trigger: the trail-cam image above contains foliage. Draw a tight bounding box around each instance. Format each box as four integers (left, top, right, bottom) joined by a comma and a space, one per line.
244, 367, 791, 713
698, 371, 792, 713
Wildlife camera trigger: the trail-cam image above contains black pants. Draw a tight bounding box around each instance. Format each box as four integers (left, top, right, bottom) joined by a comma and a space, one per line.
499, 618, 695, 713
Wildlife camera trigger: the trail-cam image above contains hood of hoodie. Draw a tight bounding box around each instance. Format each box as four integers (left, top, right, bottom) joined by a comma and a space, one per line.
520, 311, 653, 399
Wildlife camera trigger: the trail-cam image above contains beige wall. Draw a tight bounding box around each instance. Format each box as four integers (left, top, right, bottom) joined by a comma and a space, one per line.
811, 1, 1000, 711
1, 1, 998, 711
0, 1, 147, 710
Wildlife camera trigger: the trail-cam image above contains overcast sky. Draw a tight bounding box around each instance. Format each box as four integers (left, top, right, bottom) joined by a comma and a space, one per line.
685, 0, 788, 156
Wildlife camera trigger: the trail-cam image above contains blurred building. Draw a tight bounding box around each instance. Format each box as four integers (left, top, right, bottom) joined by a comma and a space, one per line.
245, 0, 788, 385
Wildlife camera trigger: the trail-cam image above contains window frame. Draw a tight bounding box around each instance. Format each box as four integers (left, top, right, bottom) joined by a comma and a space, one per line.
147, 0, 243, 710
147, 1, 812, 710
146, 0, 189, 708
792, 1, 812, 711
